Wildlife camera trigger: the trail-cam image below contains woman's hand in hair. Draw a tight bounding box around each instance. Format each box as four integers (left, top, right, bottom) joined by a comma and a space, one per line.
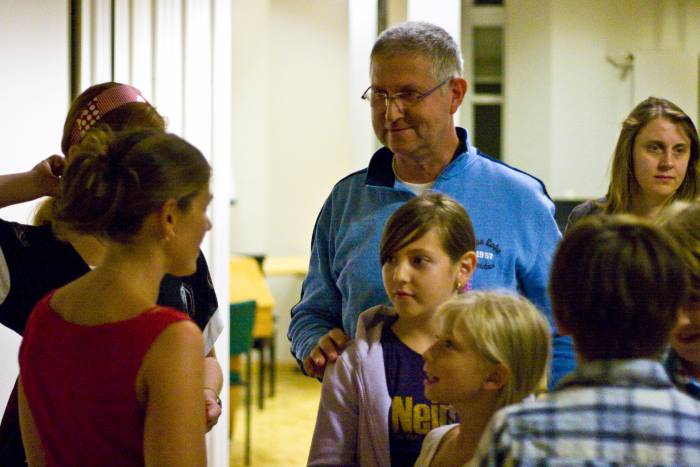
0, 155, 65, 209
31, 155, 65, 197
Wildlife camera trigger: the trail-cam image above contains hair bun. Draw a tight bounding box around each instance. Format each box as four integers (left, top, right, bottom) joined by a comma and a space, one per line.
53, 128, 210, 242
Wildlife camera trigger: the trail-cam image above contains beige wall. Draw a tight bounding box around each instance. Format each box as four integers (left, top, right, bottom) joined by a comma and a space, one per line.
231, 0, 352, 257
267, 0, 352, 256
230, 0, 352, 362
506, 0, 700, 199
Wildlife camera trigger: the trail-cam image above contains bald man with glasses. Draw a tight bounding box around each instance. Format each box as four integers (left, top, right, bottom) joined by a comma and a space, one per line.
288, 21, 572, 387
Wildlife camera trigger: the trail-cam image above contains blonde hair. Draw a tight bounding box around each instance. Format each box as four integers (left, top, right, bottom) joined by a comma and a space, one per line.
657, 200, 700, 291
436, 291, 551, 408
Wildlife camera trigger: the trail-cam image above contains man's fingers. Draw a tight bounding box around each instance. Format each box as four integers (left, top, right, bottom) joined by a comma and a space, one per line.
303, 357, 315, 376
304, 329, 350, 378
318, 335, 339, 361
327, 328, 350, 350
304, 350, 326, 378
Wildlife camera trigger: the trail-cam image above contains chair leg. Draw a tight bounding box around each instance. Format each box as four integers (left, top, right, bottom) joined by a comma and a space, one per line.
245, 351, 252, 466
269, 335, 276, 398
258, 344, 265, 410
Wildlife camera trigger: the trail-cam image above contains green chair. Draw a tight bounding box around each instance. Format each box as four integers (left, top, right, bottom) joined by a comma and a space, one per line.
229, 300, 257, 466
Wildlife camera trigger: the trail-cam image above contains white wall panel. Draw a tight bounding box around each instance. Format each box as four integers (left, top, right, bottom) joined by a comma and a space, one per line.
153, 0, 184, 134
183, 0, 212, 154
90, 0, 114, 83
113, 0, 132, 83
130, 0, 154, 97
0, 0, 69, 432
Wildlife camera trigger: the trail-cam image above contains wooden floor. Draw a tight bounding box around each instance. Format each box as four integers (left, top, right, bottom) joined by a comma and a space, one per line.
230, 364, 322, 466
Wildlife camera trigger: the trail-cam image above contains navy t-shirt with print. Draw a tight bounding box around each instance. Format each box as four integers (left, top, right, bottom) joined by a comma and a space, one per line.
382, 326, 457, 467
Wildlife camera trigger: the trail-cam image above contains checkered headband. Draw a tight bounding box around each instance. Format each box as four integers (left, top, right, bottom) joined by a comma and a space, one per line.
69, 84, 148, 147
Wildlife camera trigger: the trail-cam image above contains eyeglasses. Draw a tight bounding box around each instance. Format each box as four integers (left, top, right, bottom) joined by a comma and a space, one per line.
361, 79, 450, 110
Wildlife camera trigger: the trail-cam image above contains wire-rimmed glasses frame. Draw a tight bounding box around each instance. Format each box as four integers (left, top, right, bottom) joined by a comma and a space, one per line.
360, 78, 451, 110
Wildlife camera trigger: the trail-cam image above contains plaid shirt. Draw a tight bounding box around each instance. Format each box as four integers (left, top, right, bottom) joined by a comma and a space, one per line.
469, 359, 700, 466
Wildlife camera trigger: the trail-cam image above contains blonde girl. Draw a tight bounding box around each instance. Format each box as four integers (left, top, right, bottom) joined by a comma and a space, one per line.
416, 292, 551, 466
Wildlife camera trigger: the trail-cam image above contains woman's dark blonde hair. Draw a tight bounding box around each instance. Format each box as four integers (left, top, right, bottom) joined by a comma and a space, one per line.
379, 192, 475, 265
436, 292, 551, 408
53, 128, 210, 243
601, 96, 699, 214
34, 82, 166, 227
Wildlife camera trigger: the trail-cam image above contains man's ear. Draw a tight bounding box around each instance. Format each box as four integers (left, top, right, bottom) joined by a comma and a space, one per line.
159, 198, 179, 240
482, 362, 510, 391
449, 77, 467, 114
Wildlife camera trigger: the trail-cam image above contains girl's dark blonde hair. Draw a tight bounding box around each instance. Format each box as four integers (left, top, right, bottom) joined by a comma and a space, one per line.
436, 292, 551, 408
657, 200, 700, 292
53, 128, 210, 243
35, 82, 166, 227
601, 96, 699, 214
380, 192, 475, 265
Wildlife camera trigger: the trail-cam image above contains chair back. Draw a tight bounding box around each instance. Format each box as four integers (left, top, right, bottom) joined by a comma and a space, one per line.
230, 300, 257, 356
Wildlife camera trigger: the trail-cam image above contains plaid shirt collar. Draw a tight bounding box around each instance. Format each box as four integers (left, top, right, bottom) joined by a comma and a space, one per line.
665, 349, 700, 399
555, 358, 673, 391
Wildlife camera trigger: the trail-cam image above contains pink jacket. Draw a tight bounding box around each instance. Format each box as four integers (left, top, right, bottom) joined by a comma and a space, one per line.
307, 305, 396, 467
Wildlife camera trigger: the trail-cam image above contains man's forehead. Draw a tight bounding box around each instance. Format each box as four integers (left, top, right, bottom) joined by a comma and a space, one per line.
371, 51, 433, 68
370, 53, 435, 85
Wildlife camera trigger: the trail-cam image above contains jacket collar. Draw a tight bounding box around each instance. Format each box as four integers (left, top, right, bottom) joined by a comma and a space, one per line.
365, 127, 471, 187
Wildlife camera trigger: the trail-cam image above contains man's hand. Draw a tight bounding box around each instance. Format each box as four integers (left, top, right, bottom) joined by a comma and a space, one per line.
203, 387, 222, 432
303, 328, 350, 379
31, 155, 65, 197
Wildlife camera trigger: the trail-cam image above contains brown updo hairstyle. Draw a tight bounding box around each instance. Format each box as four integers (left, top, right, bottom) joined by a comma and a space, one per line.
53, 128, 210, 243
35, 82, 166, 227
380, 192, 475, 266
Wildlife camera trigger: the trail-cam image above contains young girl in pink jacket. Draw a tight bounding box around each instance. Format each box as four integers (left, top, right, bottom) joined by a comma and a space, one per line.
307, 192, 477, 466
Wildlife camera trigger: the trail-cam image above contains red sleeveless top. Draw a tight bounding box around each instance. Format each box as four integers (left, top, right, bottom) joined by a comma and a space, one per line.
19, 291, 191, 466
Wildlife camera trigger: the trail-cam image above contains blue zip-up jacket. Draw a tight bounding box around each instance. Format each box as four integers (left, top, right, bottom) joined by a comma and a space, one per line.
288, 127, 574, 385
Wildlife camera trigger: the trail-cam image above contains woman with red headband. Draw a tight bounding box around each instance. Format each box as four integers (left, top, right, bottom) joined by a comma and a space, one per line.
0, 82, 222, 465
